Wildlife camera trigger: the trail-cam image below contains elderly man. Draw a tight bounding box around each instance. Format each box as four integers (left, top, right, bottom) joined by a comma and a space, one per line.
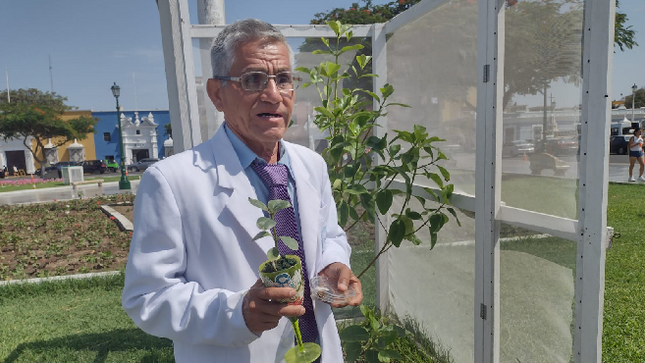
122, 19, 362, 363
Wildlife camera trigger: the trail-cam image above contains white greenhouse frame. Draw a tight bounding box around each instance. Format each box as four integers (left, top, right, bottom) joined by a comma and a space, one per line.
156, 0, 615, 361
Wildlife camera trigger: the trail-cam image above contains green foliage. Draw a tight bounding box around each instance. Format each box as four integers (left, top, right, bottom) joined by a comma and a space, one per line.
614, 0, 638, 52
310, 0, 422, 25
623, 87, 645, 110
248, 197, 299, 261
299, 22, 455, 279
0, 88, 97, 174
340, 305, 407, 363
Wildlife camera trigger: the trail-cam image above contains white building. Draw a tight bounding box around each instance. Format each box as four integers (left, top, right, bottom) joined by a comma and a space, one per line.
119, 111, 159, 165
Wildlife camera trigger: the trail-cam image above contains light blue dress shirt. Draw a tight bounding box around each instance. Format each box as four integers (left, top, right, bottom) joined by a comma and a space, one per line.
223, 123, 302, 236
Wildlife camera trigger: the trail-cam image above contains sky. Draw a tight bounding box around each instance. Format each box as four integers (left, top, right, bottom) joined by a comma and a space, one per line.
0, 0, 643, 112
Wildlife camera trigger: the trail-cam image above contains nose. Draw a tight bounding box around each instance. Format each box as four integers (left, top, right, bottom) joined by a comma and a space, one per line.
259, 77, 284, 103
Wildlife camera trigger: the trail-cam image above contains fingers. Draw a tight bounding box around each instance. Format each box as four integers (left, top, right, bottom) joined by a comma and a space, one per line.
336, 265, 352, 293
243, 279, 305, 335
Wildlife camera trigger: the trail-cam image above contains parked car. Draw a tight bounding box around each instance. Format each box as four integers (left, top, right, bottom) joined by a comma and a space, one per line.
610, 134, 632, 155
105, 159, 119, 172
546, 137, 579, 156
81, 160, 108, 174
127, 158, 159, 172
45, 161, 82, 178
502, 140, 535, 158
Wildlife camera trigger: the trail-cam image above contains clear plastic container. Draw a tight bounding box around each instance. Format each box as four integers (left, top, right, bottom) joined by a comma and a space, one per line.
310, 275, 356, 304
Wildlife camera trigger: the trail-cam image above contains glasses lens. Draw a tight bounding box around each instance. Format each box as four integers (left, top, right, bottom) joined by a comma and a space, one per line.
240, 72, 267, 91
275, 73, 295, 90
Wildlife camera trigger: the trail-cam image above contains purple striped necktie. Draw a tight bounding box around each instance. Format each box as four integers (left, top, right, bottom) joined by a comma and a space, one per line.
250, 160, 320, 347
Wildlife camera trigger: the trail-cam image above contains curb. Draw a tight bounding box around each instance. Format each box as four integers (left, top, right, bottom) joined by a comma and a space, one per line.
0, 271, 121, 286
100, 204, 134, 232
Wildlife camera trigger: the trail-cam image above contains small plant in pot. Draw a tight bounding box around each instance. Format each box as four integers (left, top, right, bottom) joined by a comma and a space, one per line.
249, 197, 321, 363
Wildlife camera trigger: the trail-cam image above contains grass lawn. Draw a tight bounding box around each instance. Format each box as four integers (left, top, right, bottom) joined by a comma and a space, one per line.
0, 183, 642, 361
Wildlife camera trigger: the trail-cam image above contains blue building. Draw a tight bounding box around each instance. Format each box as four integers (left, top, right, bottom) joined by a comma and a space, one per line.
92, 110, 171, 165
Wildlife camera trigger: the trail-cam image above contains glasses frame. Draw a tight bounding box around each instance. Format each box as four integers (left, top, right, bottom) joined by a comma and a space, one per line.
212, 71, 300, 93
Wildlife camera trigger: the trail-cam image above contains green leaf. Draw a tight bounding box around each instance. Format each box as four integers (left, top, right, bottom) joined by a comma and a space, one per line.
356, 54, 372, 69
376, 189, 393, 215
405, 234, 423, 245
340, 44, 364, 54
267, 247, 279, 260
346, 184, 369, 195
345, 30, 353, 42
380, 83, 394, 99
256, 217, 276, 230
280, 236, 299, 250
379, 350, 403, 361
344, 341, 362, 362
268, 199, 291, 214
423, 187, 438, 201
314, 106, 334, 119
442, 184, 454, 202
447, 207, 462, 227
385, 102, 411, 108
312, 49, 333, 55
405, 209, 423, 220
389, 144, 401, 156
428, 172, 444, 188
252, 230, 271, 241
340, 325, 370, 342
359, 304, 372, 319
389, 219, 406, 247
365, 349, 380, 363
429, 213, 444, 233
325, 62, 341, 76
248, 198, 268, 211
430, 232, 438, 249
321, 37, 330, 48
339, 201, 349, 226
327, 20, 341, 35
437, 165, 451, 181
294, 66, 310, 74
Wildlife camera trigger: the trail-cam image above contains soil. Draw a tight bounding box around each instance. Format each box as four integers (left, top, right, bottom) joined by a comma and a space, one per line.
261, 255, 297, 273
0, 194, 135, 280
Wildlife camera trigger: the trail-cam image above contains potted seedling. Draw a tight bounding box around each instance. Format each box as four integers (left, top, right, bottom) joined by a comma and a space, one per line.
249, 197, 321, 363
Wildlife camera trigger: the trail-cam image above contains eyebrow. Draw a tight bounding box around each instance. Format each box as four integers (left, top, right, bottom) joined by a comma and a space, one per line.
241, 67, 292, 74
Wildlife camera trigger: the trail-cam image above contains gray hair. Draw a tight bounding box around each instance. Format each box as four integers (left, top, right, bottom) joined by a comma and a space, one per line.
210, 19, 294, 77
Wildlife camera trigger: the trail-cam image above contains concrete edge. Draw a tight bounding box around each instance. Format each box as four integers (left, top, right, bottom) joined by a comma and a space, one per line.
100, 204, 134, 232
0, 270, 121, 286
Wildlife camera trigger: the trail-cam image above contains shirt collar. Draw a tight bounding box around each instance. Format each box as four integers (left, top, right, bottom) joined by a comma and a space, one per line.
223, 122, 293, 175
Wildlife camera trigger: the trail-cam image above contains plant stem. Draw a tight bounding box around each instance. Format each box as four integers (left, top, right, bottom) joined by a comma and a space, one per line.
357, 239, 391, 279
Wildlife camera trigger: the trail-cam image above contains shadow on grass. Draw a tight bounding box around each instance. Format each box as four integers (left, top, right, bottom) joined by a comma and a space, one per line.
3, 328, 172, 363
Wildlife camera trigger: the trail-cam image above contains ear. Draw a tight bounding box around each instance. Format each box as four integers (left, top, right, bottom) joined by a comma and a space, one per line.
207, 78, 225, 112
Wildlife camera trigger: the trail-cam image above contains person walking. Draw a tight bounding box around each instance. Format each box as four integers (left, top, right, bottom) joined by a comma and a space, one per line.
627, 127, 645, 182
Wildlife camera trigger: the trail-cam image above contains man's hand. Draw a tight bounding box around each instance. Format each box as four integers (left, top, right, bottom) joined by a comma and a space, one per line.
242, 279, 305, 335
318, 262, 363, 308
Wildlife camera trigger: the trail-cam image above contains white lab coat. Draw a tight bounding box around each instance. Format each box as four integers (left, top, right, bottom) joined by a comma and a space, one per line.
122, 126, 350, 363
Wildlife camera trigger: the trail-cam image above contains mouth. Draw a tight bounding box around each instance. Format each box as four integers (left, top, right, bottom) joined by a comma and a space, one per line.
257, 112, 284, 119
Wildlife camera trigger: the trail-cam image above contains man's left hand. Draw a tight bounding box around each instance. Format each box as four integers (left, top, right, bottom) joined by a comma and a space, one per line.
318, 262, 363, 308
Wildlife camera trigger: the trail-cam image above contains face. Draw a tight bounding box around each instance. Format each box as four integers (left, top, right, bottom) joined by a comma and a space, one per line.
207, 40, 294, 154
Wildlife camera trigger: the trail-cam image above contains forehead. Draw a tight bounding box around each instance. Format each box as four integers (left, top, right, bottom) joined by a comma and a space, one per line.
232, 40, 291, 73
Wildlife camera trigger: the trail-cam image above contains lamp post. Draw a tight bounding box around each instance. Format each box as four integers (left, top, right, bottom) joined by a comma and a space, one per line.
111, 82, 131, 190
631, 83, 637, 123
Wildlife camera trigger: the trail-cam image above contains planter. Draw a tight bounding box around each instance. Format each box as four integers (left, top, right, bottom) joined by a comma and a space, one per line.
258, 255, 304, 305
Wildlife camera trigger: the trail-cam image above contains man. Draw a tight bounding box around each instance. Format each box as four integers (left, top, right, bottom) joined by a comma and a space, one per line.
122, 19, 363, 363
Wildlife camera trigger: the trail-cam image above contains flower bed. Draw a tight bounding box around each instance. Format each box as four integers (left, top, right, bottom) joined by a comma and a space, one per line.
0, 194, 134, 280
0, 177, 63, 187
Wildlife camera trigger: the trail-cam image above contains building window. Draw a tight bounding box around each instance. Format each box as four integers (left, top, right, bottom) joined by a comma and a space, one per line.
105, 155, 115, 161
103, 132, 111, 141
136, 130, 141, 135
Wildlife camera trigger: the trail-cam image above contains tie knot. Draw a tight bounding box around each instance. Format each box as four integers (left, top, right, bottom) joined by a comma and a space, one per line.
251, 160, 288, 188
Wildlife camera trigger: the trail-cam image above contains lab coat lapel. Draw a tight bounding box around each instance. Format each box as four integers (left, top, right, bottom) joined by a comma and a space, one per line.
287, 145, 321, 280
209, 128, 264, 248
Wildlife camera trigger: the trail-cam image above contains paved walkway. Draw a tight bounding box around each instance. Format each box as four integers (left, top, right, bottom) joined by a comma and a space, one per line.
0, 180, 140, 205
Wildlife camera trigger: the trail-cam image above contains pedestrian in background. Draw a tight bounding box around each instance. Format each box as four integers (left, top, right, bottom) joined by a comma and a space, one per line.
627, 127, 644, 182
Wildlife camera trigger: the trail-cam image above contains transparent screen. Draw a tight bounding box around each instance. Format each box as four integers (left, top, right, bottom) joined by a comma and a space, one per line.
500, 225, 577, 362
193, 37, 369, 148
388, 196, 475, 363
386, 0, 478, 196
501, 0, 584, 218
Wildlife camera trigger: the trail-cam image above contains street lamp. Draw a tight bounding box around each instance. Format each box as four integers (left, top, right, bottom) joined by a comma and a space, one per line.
111, 82, 131, 190
631, 83, 637, 123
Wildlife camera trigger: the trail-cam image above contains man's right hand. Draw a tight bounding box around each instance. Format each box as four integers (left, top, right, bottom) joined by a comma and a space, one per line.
242, 279, 305, 335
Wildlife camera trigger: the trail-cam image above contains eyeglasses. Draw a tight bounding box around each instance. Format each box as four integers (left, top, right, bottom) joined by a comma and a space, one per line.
212, 71, 299, 93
